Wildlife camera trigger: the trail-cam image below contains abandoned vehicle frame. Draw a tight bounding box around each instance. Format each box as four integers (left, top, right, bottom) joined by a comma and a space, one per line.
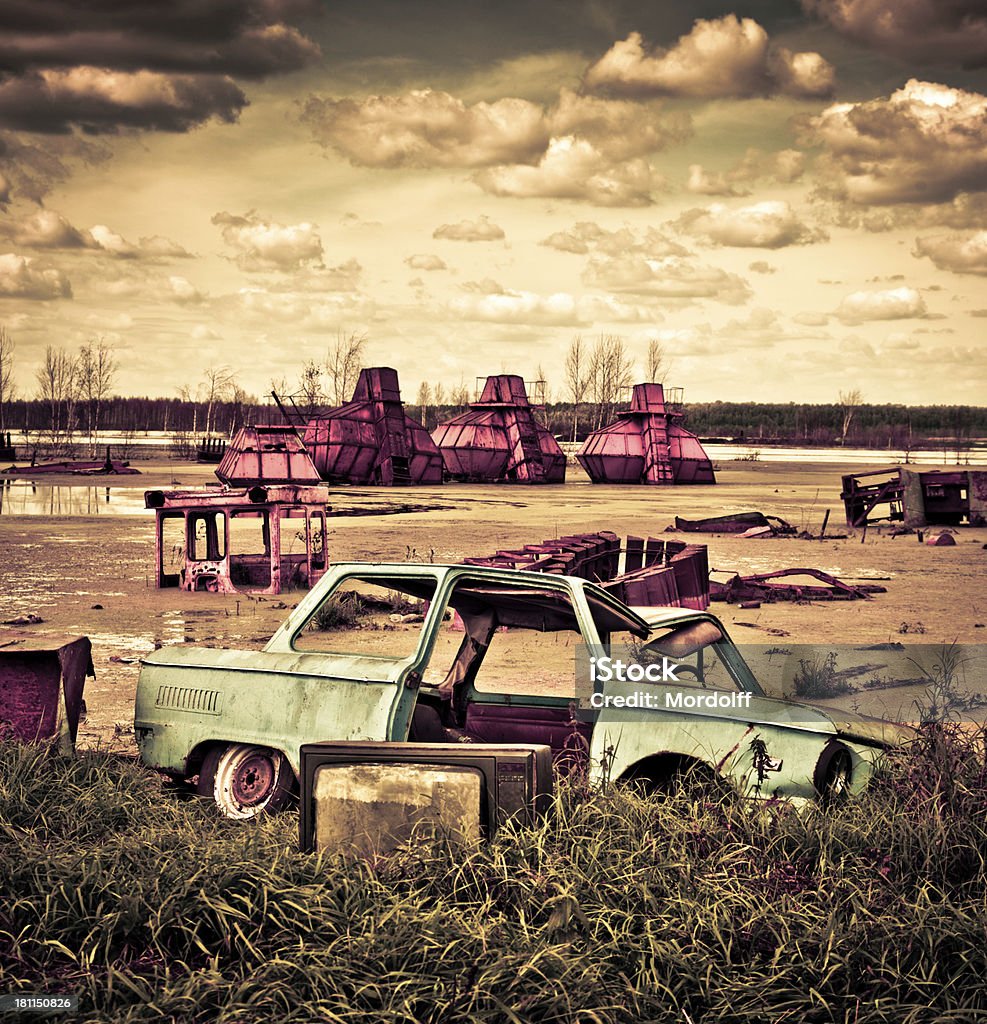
134, 563, 913, 818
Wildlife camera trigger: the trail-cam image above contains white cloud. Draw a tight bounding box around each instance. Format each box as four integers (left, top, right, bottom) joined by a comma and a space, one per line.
673, 201, 826, 248
835, 286, 928, 323
809, 80, 987, 205
913, 231, 987, 275
432, 215, 505, 242
405, 254, 447, 271
0, 252, 71, 299
474, 136, 662, 207
168, 275, 206, 304
584, 17, 834, 98
448, 285, 664, 326
583, 254, 752, 304
211, 210, 323, 270
539, 221, 687, 257
301, 89, 549, 169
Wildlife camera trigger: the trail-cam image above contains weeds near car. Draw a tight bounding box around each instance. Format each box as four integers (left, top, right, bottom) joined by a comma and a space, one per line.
309, 591, 363, 630
1, 732, 986, 1022
792, 650, 854, 698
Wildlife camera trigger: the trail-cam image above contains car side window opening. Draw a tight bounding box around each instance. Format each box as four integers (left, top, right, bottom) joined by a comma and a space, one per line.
292, 575, 437, 658
421, 581, 585, 698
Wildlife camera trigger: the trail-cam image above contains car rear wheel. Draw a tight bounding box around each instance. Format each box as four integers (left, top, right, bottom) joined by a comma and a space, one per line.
197, 743, 294, 819
814, 741, 853, 803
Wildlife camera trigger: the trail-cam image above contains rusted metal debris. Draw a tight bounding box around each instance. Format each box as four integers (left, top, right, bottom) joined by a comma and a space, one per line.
305, 367, 443, 486
433, 375, 565, 484
841, 466, 987, 528
0, 636, 94, 754
2, 446, 140, 476
145, 483, 330, 594
672, 511, 795, 534
577, 383, 715, 485
711, 568, 886, 603
463, 531, 710, 609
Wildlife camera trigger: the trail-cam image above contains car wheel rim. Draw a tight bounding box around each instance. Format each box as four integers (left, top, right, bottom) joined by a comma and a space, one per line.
215, 745, 284, 819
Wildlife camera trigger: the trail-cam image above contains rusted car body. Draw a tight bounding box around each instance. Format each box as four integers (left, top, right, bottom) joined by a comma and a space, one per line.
134, 563, 911, 818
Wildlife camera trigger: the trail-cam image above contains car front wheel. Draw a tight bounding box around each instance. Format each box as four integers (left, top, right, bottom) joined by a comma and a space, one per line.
196, 743, 294, 819
814, 741, 853, 803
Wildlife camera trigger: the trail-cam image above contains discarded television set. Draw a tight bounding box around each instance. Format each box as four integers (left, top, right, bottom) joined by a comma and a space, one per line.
299, 741, 553, 855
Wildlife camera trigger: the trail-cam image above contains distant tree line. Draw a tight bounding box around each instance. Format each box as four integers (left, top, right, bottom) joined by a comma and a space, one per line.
1, 323, 984, 454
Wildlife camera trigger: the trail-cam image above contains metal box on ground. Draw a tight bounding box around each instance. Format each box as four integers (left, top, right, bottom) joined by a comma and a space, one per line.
299, 741, 553, 855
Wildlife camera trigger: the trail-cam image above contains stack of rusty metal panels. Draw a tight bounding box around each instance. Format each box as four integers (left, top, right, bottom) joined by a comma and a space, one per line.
463, 531, 710, 609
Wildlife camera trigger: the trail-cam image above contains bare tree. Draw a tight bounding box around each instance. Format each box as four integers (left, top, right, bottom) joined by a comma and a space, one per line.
35, 345, 79, 453
297, 360, 323, 414
201, 365, 237, 436
415, 380, 432, 429
325, 330, 367, 405
645, 338, 669, 384
77, 337, 117, 455
0, 325, 14, 433
533, 363, 551, 406
449, 376, 470, 410
589, 334, 634, 430
432, 382, 446, 409
839, 388, 862, 445
564, 335, 591, 442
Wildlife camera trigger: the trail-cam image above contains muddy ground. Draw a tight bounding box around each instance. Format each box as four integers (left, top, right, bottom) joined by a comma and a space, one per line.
1, 457, 985, 749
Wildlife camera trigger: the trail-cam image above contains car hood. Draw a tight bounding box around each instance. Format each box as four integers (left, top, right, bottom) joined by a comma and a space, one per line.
793, 701, 916, 748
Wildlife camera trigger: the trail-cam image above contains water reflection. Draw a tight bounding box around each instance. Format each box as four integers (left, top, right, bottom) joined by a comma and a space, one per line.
0, 480, 148, 516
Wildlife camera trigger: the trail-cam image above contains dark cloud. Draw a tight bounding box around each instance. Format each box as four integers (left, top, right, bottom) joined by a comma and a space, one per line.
807, 80, 987, 205
0, 251, 71, 298
803, 0, 987, 67
0, 0, 321, 135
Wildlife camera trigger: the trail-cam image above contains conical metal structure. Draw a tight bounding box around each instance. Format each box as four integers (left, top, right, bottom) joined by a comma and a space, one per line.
577, 383, 715, 485
304, 367, 443, 485
431, 375, 566, 483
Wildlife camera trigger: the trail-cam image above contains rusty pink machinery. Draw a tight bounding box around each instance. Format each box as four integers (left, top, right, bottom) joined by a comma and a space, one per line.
577, 383, 715, 485
432, 375, 565, 483
463, 531, 710, 610
146, 425, 330, 595
304, 367, 442, 486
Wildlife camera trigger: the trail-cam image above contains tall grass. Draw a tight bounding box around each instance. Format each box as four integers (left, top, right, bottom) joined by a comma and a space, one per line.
1, 733, 985, 1023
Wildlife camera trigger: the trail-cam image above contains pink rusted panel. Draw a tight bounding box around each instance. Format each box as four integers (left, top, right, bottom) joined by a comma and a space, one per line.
432, 375, 564, 483
216, 426, 321, 486
0, 636, 93, 749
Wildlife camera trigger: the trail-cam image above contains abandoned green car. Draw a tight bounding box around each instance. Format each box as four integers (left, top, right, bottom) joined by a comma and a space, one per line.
134, 562, 912, 818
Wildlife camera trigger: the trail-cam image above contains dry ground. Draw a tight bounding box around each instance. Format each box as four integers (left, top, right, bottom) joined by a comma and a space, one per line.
1, 458, 985, 747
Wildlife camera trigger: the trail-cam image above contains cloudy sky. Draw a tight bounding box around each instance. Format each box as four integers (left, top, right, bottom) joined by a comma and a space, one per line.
1, 0, 986, 405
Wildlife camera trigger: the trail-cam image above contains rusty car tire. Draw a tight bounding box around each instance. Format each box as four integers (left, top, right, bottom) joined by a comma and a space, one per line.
197, 743, 294, 819
813, 741, 853, 803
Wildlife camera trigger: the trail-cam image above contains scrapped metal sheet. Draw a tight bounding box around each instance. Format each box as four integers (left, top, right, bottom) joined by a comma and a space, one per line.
0, 635, 94, 753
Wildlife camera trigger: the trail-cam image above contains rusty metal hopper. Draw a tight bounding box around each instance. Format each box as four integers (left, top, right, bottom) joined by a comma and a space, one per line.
0, 636, 94, 754
432, 374, 565, 483
577, 383, 714, 485
304, 367, 443, 485
215, 425, 321, 486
